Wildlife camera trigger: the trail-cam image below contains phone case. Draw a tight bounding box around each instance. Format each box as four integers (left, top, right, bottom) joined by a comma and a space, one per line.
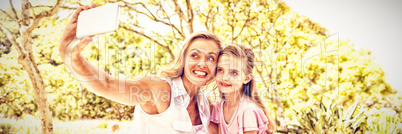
76, 3, 120, 38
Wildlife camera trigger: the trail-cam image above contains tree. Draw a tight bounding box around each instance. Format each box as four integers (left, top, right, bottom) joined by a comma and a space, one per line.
198, 0, 398, 131
0, 0, 399, 133
0, 0, 63, 133
102, 0, 398, 130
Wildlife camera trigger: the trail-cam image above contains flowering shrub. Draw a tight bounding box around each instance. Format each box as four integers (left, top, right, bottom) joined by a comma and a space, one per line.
290, 99, 401, 133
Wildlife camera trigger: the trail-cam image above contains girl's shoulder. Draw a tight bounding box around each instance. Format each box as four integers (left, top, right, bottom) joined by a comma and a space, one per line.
237, 96, 267, 119
239, 96, 261, 110
237, 97, 269, 130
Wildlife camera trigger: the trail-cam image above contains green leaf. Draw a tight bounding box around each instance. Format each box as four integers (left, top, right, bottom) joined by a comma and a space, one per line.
343, 101, 358, 120
352, 116, 366, 130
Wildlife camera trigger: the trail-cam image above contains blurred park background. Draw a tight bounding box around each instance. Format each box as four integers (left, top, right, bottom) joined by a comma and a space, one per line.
0, 0, 401, 133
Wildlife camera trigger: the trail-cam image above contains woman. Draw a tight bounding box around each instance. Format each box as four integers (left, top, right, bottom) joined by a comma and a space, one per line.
59, 4, 221, 133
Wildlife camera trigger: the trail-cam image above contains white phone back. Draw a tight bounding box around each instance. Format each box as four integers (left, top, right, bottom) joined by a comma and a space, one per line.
76, 3, 120, 38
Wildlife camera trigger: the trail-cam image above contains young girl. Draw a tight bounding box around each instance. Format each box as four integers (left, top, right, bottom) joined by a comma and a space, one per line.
211, 44, 275, 134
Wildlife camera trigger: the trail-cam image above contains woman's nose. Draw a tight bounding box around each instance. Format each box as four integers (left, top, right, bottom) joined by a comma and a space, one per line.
197, 58, 207, 67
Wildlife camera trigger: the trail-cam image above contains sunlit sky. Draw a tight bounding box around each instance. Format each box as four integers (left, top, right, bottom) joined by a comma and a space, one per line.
283, 0, 402, 92
1, 0, 402, 92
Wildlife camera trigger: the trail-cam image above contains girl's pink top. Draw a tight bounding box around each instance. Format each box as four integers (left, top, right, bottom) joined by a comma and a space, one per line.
211, 96, 269, 134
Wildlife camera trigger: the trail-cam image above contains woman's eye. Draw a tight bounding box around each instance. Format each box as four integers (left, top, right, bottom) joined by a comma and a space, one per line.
191, 53, 198, 58
207, 56, 215, 61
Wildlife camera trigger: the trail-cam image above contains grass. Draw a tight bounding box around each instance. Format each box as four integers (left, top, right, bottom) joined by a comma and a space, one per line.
0, 117, 133, 134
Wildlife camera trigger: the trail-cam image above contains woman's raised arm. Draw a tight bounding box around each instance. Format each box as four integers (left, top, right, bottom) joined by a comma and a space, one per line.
59, 4, 170, 106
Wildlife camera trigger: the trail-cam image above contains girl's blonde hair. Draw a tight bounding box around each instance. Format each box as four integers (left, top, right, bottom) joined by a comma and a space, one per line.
158, 31, 222, 78
220, 44, 276, 132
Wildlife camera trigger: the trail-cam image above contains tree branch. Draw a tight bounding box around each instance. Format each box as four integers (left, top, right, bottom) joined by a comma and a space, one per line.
203, 6, 213, 31
209, 7, 219, 33
171, 0, 189, 34
0, 9, 16, 21
32, 5, 78, 10
179, 15, 184, 35
0, 23, 25, 60
159, 3, 183, 39
9, 0, 19, 21
27, 0, 62, 33
171, 0, 186, 21
233, 8, 253, 41
120, 25, 175, 60
118, 1, 185, 38
21, 0, 31, 26
30, 2, 37, 20
255, 65, 274, 102
185, 0, 193, 33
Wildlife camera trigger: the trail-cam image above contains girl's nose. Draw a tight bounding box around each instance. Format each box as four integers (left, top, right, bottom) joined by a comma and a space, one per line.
218, 73, 229, 81
222, 76, 228, 81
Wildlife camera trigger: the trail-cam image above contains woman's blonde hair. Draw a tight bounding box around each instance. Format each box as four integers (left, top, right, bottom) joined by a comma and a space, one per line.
220, 44, 276, 132
158, 31, 222, 78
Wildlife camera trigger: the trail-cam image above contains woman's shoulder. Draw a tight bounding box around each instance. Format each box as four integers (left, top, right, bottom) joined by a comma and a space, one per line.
134, 76, 172, 92
154, 76, 172, 84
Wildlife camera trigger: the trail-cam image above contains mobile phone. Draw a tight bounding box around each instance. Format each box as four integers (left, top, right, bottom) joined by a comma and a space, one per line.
76, 3, 120, 38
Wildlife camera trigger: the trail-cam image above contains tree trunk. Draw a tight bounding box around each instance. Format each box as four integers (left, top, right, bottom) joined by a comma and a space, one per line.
272, 84, 287, 131
21, 28, 53, 134
255, 55, 287, 130
0, 0, 62, 133
1, 25, 53, 134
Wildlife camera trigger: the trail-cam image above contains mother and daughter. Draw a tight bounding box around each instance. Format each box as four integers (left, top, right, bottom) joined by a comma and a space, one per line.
59, 4, 275, 134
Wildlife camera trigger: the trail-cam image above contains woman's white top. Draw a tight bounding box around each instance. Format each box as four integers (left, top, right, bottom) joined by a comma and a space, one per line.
132, 77, 211, 134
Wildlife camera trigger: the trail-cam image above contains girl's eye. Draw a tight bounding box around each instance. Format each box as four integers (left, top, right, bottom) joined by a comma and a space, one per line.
230, 71, 237, 76
217, 68, 223, 73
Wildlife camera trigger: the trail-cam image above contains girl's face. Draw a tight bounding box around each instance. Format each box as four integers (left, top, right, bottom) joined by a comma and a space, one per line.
215, 54, 252, 94
183, 38, 220, 86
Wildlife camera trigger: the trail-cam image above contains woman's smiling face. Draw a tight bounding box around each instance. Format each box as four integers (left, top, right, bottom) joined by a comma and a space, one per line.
183, 38, 220, 86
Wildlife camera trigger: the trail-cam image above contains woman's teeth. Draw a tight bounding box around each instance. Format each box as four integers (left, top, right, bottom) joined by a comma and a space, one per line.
193, 70, 207, 76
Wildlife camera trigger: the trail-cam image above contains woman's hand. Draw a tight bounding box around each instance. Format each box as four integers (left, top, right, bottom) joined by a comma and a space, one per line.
59, 4, 96, 60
